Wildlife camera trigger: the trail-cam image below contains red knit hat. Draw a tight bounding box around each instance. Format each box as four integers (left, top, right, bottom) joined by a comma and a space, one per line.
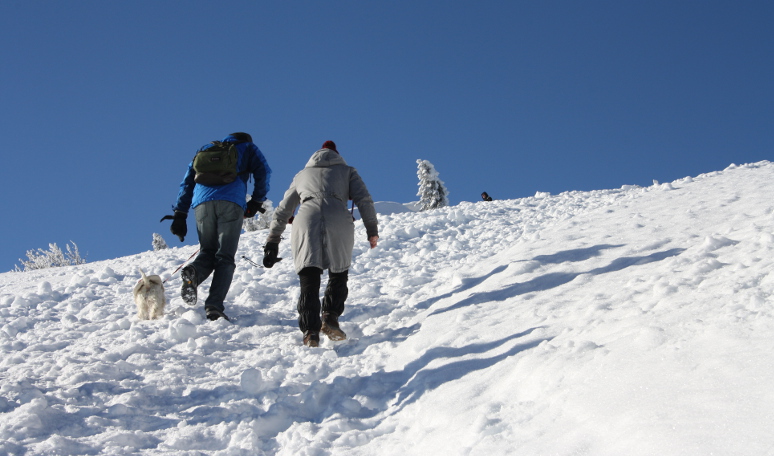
322, 140, 337, 152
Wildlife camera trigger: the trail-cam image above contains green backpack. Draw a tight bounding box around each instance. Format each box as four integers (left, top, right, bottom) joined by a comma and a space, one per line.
192, 141, 241, 186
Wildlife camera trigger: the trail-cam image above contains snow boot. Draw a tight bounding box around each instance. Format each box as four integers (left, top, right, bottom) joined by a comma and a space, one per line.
180, 265, 198, 306
206, 308, 230, 322
303, 330, 320, 347
321, 312, 347, 341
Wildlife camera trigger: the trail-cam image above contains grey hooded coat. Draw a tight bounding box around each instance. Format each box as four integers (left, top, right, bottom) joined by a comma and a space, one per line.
267, 149, 378, 274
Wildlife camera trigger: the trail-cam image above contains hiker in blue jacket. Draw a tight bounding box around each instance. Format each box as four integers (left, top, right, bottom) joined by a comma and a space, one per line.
162, 132, 271, 321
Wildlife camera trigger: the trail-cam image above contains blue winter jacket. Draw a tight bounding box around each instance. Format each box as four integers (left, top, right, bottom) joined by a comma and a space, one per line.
174, 134, 271, 214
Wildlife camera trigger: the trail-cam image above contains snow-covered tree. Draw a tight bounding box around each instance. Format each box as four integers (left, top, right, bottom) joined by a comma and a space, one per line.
15, 241, 86, 271
152, 233, 168, 251
243, 199, 275, 232
416, 159, 449, 211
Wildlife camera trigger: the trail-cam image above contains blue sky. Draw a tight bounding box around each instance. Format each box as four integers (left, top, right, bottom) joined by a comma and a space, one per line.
1, 1, 772, 272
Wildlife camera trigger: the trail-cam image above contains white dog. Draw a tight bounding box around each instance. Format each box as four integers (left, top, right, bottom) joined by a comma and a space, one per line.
134, 268, 166, 320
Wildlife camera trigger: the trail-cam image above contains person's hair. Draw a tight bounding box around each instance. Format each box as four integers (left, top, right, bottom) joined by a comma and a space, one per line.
229, 132, 252, 143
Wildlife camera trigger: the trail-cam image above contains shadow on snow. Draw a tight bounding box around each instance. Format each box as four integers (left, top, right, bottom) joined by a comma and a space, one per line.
429, 247, 686, 317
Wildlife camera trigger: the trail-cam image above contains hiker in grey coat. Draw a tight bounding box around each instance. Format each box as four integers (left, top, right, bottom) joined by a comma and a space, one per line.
263, 141, 379, 347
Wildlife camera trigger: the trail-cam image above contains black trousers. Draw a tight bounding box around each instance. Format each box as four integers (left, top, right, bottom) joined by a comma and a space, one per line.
297, 267, 349, 333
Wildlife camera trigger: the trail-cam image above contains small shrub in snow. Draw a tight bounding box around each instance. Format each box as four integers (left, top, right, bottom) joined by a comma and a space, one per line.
243, 199, 274, 232
15, 241, 86, 271
152, 233, 168, 251
416, 159, 449, 211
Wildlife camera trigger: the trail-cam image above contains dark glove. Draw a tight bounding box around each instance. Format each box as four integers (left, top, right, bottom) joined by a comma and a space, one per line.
244, 200, 265, 218
160, 211, 187, 242
263, 242, 279, 268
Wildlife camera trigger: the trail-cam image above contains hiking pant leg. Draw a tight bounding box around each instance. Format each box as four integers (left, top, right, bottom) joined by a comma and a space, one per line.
298, 267, 323, 333
191, 201, 219, 282
322, 270, 348, 317
203, 201, 243, 312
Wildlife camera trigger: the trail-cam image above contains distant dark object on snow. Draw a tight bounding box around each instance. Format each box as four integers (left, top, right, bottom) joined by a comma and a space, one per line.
481, 192, 493, 201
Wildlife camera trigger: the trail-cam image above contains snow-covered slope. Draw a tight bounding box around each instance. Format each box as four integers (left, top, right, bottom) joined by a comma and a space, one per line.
2, 162, 774, 455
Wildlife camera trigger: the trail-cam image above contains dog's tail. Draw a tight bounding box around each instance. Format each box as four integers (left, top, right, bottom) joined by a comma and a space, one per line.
138, 268, 151, 288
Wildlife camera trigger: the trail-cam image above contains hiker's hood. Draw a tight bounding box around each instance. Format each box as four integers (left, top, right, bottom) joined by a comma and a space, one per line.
305, 149, 348, 168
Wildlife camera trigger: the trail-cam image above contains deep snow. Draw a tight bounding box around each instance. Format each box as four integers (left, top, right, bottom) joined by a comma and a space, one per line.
2, 162, 774, 455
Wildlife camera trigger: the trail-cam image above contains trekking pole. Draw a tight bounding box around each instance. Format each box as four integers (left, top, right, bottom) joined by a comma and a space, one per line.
164, 248, 200, 283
